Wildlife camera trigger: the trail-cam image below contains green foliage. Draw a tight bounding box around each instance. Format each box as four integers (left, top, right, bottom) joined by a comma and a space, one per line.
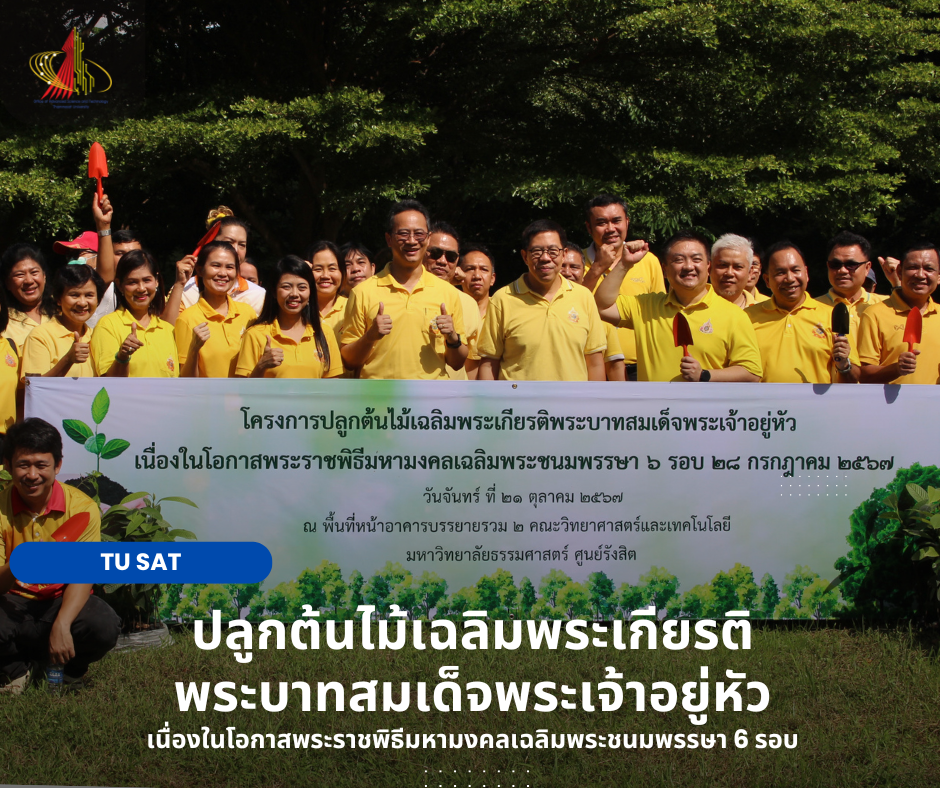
6, 1, 939, 268
756, 573, 781, 619
538, 569, 570, 608
833, 464, 940, 616
639, 566, 680, 613
586, 571, 615, 619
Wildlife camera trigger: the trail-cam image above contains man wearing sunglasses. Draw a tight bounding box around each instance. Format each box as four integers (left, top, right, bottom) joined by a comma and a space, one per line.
342, 200, 467, 379
816, 231, 887, 335
423, 222, 482, 379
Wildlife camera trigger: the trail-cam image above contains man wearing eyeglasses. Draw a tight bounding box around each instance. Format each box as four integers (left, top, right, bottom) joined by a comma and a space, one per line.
342, 200, 467, 379
477, 220, 607, 381
816, 231, 887, 335
423, 221, 482, 380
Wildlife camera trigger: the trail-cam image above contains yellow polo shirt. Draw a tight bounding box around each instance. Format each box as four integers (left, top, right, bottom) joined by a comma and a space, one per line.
2, 310, 53, 355
91, 309, 179, 377
752, 290, 770, 304
320, 295, 348, 341
477, 276, 606, 381
745, 295, 860, 383
857, 291, 940, 384
616, 285, 763, 382
816, 288, 888, 335
175, 296, 256, 378
448, 290, 482, 380
0, 481, 99, 600
585, 248, 665, 365
341, 265, 466, 380
22, 318, 96, 378
0, 339, 18, 432
236, 320, 342, 378
604, 323, 624, 362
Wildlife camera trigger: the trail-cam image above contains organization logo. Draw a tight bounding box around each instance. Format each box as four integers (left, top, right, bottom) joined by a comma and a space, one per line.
699, 319, 714, 334
29, 27, 111, 102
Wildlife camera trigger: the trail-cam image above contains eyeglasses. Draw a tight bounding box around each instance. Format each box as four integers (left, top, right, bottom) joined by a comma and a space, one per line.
527, 246, 563, 259
427, 247, 459, 264
394, 230, 429, 243
827, 259, 868, 271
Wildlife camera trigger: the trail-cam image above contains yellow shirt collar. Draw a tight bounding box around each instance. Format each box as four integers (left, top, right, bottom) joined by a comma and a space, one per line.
665, 283, 715, 311
374, 265, 438, 294
886, 290, 938, 315
196, 295, 237, 322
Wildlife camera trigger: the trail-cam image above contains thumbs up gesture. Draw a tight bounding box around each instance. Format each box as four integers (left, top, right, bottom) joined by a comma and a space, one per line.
368, 301, 393, 341
258, 334, 284, 371
69, 330, 91, 365
434, 302, 458, 345
118, 322, 144, 363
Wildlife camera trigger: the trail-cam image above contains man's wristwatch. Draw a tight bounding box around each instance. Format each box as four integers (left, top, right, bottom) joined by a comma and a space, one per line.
446, 334, 462, 349
699, 369, 711, 382
98, 229, 111, 237
837, 361, 852, 375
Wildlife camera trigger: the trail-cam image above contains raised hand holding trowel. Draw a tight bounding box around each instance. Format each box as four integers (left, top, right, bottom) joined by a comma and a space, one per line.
899, 305, 922, 377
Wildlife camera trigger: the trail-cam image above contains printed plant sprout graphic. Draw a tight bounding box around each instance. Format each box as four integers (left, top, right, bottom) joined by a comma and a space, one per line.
62, 387, 129, 473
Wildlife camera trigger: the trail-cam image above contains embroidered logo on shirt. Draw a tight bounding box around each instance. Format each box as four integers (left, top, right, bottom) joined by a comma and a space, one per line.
629, 277, 645, 283
699, 319, 713, 334
166, 358, 175, 372
813, 323, 827, 339
568, 309, 580, 324
4, 354, 15, 367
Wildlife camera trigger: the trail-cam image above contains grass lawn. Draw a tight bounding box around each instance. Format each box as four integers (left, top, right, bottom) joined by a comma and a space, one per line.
1, 625, 938, 788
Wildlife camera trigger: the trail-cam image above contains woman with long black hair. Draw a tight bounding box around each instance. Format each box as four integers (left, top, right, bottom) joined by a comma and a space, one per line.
235, 256, 341, 379
0, 244, 56, 354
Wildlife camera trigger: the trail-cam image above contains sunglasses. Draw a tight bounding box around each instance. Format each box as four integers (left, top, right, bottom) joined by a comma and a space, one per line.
826, 259, 868, 271
427, 247, 459, 264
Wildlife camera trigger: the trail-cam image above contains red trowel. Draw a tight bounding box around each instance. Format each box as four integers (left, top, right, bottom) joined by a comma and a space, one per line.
903, 307, 922, 352
192, 222, 222, 259
673, 313, 693, 357
88, 142, 108, 201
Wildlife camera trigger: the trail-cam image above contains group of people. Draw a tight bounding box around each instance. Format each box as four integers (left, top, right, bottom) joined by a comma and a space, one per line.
0, 191, 937, 431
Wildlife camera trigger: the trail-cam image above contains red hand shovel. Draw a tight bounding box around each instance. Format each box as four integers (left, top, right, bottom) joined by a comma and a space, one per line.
673, 313, 693, 357
88, 142, 108, 201
192, 223, 222, 259
903, 307, 922, 352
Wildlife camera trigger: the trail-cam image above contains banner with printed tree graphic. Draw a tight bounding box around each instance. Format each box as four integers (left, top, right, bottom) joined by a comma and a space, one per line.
25, 378, 937, 620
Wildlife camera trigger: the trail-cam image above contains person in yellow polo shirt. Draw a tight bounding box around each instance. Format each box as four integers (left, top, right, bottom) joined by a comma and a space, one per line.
0, 419, 120, 693
710, 234, 755, 309
175, 241, 256, 377
236, 256, 342, 378
596, 230, 762, 383
561, 243, 625, 381
23, 264, 103, 378
579, 195, 665, 380
342, 200, 467, 379
815, 231, 887, 334
422, 222, 482, 380
91, 249, 178, 377
0, 244, 55, 355
477, 220, 606, 381
308, 240, 350, 377
746, 241, 770, 304
0, 291, 18, 434
745, 242, 858, 383
858, 241, 940, 384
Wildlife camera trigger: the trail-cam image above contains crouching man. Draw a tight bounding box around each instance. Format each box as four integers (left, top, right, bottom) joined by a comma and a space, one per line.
0, 418, 120, 693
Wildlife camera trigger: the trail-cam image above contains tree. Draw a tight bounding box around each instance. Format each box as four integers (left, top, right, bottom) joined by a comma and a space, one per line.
556, 581, 591, 620
756, 574, 781, 619
158, 583, 184, 623
639, 567, 680, 613
345, 570, 365, 612
193, 584, 236, 620
314, 561, 346, 615
296, 568, 326, 613
415, 572, 448, 619
539, 569, 570, 608
263, 582, 302, 622
586, 571, 615, 620
834, 464, 940, 615
518, 577, 537, 618
801, 577, 841, 620
617, 582, 646, 619
475, 575, 501, 615
224, 583, 262, 619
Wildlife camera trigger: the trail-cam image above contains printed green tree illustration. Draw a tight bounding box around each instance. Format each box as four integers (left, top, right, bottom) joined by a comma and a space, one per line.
756, 573, 781, 618
833, 463, 940, 615
587, 571, 615, 620
61, 387, 130, 476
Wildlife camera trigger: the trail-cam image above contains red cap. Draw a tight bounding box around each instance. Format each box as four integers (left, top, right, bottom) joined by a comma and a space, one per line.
53, 231, 98, 256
